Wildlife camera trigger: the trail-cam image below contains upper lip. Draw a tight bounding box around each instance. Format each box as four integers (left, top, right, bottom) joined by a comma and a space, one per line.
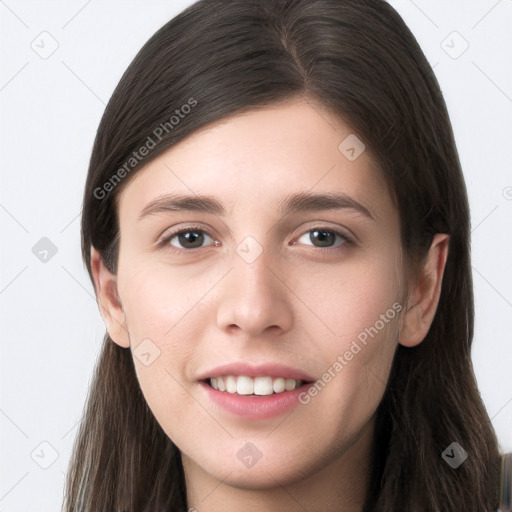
197, 362, 315, 382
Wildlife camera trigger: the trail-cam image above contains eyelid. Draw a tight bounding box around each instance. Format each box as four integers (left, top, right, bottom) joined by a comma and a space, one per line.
156, 224, 216, 249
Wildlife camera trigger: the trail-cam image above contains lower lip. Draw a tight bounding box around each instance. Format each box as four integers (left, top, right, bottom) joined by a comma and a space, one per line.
200, 381, 312, 420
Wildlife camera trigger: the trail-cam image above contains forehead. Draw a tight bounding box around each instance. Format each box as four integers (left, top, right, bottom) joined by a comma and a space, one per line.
117, 98, 392, 223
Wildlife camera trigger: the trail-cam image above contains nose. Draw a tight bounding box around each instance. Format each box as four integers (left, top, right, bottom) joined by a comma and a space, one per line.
216, 246, 294, 340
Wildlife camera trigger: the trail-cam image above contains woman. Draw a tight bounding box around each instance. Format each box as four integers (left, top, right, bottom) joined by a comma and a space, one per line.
63, 0, 504, 510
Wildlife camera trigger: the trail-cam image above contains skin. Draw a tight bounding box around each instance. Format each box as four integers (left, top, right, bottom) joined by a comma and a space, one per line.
91, 97, 449, 512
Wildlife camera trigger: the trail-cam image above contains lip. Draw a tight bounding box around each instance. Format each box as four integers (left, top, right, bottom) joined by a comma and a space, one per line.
196, 362, 316, 421
196, 362, 315, 382
199, 381, 313, 420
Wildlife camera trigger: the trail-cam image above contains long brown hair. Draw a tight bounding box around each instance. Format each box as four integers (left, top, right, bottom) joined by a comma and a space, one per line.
64, 0, 502, 510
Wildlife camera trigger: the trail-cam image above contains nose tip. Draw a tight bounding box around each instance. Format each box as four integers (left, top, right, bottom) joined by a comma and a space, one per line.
216, 252, 294, 339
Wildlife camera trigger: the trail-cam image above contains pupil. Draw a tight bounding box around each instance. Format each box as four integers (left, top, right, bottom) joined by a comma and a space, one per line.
179, 231, 203, 248
311, 230, 334, 247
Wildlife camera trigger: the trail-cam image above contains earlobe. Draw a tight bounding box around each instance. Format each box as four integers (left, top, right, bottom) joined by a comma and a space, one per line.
90, 246, 130, 348
399, 233, 450, 348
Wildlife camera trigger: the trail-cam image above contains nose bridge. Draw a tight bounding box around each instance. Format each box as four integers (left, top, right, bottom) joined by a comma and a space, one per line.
234, 242, 276, 306
216, 237, 293, 337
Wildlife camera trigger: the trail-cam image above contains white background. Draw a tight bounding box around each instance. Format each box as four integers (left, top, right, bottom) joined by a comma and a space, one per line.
1, 1, 511, 510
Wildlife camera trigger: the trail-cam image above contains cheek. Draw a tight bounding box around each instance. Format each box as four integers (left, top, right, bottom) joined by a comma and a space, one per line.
116, 261, 224, 411
115, 266, 190, 383
297, 245, 403, 342
118, 260, 217, 343
291, 251, 402, 421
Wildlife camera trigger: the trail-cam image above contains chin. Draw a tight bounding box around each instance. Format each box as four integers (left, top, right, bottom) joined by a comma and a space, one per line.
210, 463, 309, 490
195, 446, 315, 490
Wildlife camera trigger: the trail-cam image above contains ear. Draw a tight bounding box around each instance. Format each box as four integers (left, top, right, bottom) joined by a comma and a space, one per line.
399, 233, 449, 348
90, 245, 130, 348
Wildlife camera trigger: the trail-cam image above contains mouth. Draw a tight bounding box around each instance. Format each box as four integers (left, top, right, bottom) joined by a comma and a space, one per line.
200, 375, 314, 420
203, 375, 307, 396
197, 362, 316, 419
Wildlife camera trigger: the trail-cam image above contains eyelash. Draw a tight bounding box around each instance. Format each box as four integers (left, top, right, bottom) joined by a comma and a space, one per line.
158, 225, 354, 255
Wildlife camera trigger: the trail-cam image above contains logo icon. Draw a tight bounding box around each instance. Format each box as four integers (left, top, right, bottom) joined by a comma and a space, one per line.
339, 134, 366, 161
236, 236, 263, 264
237, 442, 263, 468
441, 31, 469, 60
31, 31, 59, 59
441, 442, 468, 468
133, 338, 161, 366
31, 441, 59, 469
32, 237, 58, 263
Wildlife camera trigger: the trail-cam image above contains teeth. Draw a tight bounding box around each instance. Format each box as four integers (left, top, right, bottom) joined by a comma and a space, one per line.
209, 375, 304, 395
273, 377, 285, 393
225, 375, 237, 393
237, 375, 254, 395
254, 376, 272, 395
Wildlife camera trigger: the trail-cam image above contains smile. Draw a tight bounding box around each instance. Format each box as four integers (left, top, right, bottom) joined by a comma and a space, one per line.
208, 375, 304, 395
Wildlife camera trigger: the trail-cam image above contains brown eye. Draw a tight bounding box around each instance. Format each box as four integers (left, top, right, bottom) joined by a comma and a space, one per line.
163, 227, 216, 251
296, 228, 351, 249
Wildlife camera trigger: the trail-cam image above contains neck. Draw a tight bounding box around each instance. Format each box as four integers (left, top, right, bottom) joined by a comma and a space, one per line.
183, 416, 375, 512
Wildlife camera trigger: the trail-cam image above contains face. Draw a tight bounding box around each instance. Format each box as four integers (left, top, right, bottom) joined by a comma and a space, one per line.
103, 98, 410, 490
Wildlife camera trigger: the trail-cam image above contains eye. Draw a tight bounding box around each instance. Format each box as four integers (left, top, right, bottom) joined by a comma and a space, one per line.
158, 225, 352, 254
295, 227, 352, 251
161, 226, 217, 251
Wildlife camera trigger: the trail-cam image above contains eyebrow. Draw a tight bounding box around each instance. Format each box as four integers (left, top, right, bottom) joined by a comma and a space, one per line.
138, 191, 375, 221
